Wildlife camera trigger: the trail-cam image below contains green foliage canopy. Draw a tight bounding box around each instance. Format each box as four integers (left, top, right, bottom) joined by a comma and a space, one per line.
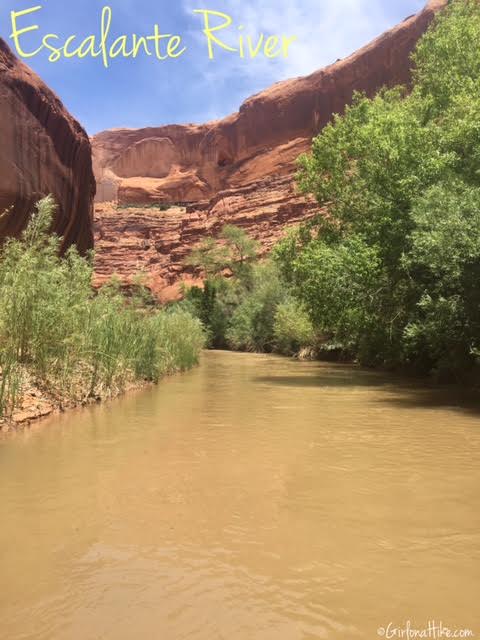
277, 0, 480, 377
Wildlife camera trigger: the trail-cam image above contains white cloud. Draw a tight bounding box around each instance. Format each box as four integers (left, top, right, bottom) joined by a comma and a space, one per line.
182, 0, 419, 92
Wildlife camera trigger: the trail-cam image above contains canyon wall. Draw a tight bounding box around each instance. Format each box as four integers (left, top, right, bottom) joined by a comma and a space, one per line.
93, 0, 447, 299
0, 39, 95, 253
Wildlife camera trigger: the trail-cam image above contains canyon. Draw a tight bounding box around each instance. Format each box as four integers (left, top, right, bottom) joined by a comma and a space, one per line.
0, 38, 95, 253
93, 0, 447, 300
0, 0, 450, 427
0, 1, 447, 297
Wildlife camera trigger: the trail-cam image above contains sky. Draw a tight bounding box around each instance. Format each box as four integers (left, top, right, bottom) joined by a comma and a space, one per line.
0, 0, 427, 134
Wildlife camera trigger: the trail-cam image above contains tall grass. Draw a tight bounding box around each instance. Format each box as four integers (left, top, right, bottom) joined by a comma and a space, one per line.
0, 197, 205, 419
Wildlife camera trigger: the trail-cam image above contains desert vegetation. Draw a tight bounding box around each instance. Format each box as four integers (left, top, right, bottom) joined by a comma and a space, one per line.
184, 0, 480, 381
0, 197, 205, 420
182, 225, 314, 356
116, 202, 185, 211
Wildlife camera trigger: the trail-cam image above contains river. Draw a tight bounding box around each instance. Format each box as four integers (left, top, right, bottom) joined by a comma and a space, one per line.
0, 351, 479, 639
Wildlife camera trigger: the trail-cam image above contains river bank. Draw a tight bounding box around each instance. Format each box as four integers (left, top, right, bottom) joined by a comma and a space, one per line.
3, 343, 478, 434
0, 372, 155, 433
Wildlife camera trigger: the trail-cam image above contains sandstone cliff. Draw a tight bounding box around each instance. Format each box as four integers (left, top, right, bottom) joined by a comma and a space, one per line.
0, 39, 95, 253
93, 0, 447, 299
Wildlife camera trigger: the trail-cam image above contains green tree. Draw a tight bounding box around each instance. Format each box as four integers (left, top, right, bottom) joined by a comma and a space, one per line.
220, 224, 259, 281
277, 0, 480, 376
184, 236, 228, 278
185, 224, 259, 282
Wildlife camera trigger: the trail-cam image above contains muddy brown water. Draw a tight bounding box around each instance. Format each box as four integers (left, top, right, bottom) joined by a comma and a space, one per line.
1, 351, 479, 639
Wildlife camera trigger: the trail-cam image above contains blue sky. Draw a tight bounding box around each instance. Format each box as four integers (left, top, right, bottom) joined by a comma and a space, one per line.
0, 0, 426, 133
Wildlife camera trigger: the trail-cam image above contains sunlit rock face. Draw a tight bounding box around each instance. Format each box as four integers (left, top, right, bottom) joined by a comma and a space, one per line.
92, 0, 447, 299
0, 39, 95, 253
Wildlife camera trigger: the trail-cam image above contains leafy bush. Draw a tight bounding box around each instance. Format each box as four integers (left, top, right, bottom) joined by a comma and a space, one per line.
184, 230, 315, 356
273, 298, 314, 356
183, 277, 243, 348
226, 263, 287, 352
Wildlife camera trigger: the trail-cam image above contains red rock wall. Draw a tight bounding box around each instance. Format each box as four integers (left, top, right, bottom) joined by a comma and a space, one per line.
94, 176, 319, 302
93, 0, 447, 299
93, 0, 446, 206
0, 39, 95, 253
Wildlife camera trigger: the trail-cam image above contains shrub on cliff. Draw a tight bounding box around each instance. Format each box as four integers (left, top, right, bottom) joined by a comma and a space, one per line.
275, 0, 480, 378
0, 197, 205, 418
185, 224, 259, 282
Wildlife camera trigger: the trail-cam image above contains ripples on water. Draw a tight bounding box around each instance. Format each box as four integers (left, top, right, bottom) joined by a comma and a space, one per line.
0, 351, 479, 639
